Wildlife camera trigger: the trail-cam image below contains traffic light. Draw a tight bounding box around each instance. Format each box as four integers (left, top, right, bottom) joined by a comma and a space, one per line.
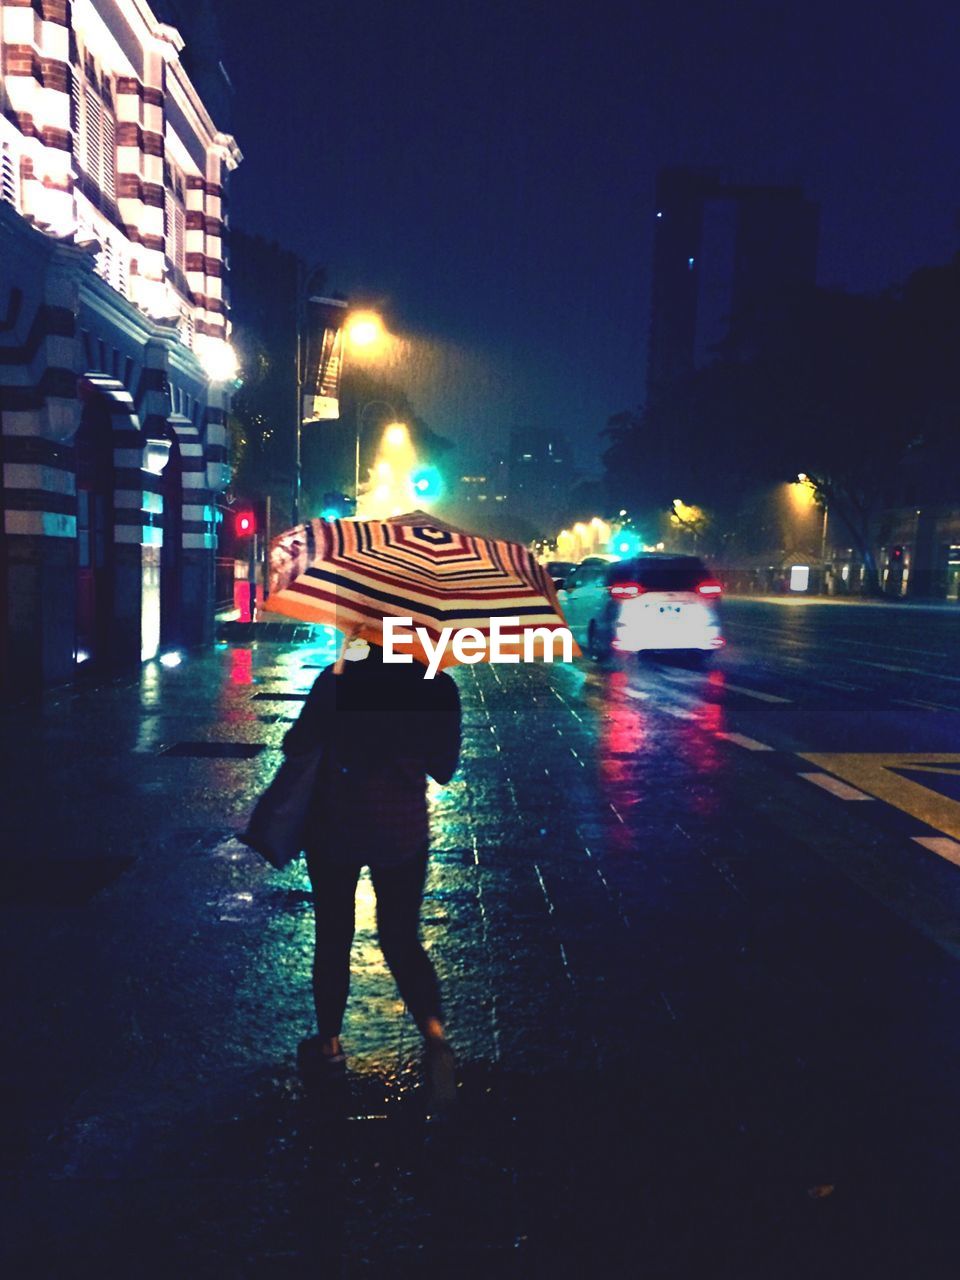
410, 465, 442, 502
891, 545, 904, 562
613, 528, 642, 557
235, 510, 256, 538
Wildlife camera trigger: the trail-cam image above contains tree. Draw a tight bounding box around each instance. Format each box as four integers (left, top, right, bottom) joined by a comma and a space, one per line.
604, 273, 960, 593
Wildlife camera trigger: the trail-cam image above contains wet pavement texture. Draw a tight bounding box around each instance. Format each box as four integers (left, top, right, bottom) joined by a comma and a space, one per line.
3, 603, 960, 1277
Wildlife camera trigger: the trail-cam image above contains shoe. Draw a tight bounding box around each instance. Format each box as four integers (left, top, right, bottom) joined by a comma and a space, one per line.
297, 1035, 346, 1086
423, 1038, 457, 1113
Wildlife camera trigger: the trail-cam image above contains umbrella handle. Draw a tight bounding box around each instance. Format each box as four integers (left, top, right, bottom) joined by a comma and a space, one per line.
333, 623, 363, 675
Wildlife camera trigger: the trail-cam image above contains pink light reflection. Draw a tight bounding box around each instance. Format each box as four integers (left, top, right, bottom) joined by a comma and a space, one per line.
230, 647, 254, 686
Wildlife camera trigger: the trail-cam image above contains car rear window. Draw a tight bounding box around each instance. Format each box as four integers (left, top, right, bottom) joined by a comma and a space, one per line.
607, 557, 709, 591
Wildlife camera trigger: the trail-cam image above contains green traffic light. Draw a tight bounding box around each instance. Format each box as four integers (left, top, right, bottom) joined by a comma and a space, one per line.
410, 465, 442, 501
614, 529, 642, 556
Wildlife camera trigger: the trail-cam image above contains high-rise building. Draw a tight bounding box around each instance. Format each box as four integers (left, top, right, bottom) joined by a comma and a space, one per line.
647, 168, 819, 401
505, 428, 574, 533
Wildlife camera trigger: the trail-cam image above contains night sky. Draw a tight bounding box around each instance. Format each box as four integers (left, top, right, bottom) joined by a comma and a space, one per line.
218, 0, 960, 471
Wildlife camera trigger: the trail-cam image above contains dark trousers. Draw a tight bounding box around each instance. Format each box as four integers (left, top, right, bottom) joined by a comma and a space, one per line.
305, 847, 442, 1039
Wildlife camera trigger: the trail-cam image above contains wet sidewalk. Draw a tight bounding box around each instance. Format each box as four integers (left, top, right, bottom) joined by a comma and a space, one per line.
3, 639, 960, 1277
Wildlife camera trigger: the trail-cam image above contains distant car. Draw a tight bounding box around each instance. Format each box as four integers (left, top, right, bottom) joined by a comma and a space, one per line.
559, 554, 724, 663
543, 559, 576, 590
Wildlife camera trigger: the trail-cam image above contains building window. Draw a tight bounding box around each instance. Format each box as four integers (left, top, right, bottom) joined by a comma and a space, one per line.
164, 163, 187, 275
71, 66, 117, 205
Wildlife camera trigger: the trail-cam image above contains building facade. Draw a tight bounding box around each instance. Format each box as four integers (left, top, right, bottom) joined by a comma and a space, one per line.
647, 167, 819, 400
0, 0, 240, 696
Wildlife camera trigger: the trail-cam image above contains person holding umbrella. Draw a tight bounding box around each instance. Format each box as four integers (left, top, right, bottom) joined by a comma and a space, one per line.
265, 511, 573, 1103
284, 624, 461, 1104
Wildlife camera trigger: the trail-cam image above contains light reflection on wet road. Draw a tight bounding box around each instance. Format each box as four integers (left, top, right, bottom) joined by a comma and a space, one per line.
4, 600, 960, 1273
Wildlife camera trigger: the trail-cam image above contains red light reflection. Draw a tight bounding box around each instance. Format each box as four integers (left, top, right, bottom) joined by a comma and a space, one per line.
230, 647, 253, 685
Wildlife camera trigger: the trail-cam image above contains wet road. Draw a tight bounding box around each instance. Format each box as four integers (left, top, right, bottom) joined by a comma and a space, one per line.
2, 599, 960, 1277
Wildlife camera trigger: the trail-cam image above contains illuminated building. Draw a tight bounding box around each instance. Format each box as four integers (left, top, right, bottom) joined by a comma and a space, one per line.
0, 0, 241, 693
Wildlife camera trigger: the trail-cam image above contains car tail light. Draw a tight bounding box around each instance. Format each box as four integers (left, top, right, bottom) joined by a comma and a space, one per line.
697, 580, 722, 596
609, 582, 644, 599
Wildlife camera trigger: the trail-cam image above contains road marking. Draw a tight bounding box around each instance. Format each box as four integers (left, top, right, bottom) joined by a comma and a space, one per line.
819, 679, 862, 692
724, 682, 792, 704
800, 753, 960, 841
624, 687, 649, 700
912, 836, 960, 868
893, 697, 959, 713
728, 619, 951, 660
717, 732, 773, 751
661, 705, 698, 720
799, 771, 874, 801
852, 659, 960, 684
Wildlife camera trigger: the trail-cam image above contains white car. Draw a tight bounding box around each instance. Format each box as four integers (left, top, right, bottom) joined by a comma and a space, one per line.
560, 554, 724, 663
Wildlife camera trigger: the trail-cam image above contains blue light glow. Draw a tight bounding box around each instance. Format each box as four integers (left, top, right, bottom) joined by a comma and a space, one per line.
410, 465, 443, 502
613, 529, 642, 556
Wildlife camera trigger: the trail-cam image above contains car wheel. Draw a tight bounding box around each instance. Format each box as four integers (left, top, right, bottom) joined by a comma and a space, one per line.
587, 622, 610, 663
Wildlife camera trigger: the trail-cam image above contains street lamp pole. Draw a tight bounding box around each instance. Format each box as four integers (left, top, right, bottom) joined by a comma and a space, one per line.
292, 263, 329, 527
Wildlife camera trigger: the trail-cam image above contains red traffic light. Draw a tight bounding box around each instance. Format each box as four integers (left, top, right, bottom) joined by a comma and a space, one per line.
235, 510, 255, 537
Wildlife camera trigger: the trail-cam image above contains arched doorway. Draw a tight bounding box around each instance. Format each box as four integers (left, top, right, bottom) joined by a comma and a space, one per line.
75, 396, 115, 669
160, 427, 183, 649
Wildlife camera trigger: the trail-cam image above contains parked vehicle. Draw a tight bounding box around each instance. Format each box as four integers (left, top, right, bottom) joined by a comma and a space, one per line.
557, 556, 619, 647
543, 559, 576, 590
559, 554, 724, 663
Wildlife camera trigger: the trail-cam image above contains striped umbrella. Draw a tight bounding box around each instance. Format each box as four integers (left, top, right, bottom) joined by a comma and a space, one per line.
263, 511, 578, 671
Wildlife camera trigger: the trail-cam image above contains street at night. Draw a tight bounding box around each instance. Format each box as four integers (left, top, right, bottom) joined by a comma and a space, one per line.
3, 0, 960, 1276
3, 603, 960, 1276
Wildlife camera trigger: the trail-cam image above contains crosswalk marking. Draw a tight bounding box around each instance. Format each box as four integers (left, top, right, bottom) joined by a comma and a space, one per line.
799, 771, 873, 801
912, 836, 960, 868
717, 732, 774, 751
723, 682, 792, 704
800, 753, 960, 840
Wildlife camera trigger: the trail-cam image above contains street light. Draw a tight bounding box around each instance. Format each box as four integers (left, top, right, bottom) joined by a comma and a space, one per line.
345, 311, 386, 352
798, 473, 829, 583
355, 401, 402, 505
195, 334, 239, 385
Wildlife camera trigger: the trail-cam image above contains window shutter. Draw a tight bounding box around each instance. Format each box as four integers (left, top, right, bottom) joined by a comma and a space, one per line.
84, 85, 102, 184
1, 144, 17, 209
70, 71, 83, 169
174, 205, 185, 271
164, 187, 173, 254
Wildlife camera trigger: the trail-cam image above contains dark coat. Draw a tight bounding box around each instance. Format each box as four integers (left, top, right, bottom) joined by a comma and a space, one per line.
282, 648, 462, 866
